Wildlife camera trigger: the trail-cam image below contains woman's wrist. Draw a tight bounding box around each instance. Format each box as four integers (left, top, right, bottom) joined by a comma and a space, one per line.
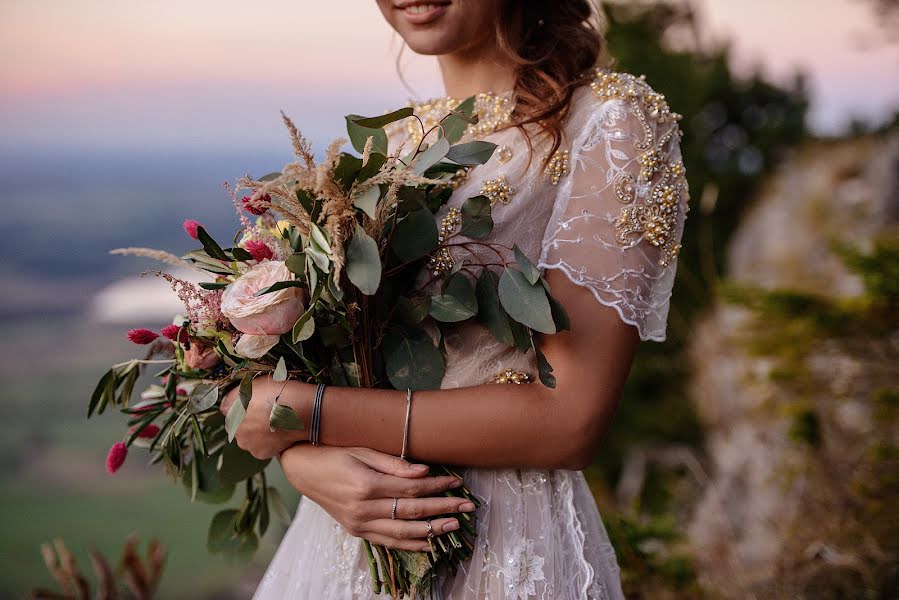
280, 379, 316, 443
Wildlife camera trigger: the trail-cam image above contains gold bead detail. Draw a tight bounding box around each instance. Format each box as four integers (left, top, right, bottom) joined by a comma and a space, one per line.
496, 144, 513, 164
545, 149, 569, 185
491, 369, 531, 385
427, 207, 462, 275
480, 175, 517, 206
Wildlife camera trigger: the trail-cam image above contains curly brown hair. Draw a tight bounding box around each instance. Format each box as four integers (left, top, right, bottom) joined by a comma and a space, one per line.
496, 0, 608, 166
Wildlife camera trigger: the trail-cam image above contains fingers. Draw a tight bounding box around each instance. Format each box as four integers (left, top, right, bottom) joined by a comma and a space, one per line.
369, 496, 476, 521
360, 517, 460, 550
349, 447, 431, 479
367, 472, 462, 499
360, 532, 431, 553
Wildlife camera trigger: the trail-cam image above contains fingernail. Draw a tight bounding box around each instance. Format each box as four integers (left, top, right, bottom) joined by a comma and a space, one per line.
459, 501, 475, 512
420, 544, 432, 552
411, 464, 429, 472
443, 520, 459, 533
450, 478, 463, 488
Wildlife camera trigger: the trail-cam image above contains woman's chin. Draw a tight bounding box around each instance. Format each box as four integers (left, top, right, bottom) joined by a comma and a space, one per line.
400, 31, 466, 56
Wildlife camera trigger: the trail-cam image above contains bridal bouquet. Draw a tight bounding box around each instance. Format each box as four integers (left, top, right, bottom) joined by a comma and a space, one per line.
89, 99, 569, 596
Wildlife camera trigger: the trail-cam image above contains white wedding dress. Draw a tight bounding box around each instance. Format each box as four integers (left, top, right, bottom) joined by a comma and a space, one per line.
254, 68, 689, 599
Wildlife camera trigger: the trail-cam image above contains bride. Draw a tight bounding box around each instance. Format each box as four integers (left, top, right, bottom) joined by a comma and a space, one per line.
224, 0, 689, 597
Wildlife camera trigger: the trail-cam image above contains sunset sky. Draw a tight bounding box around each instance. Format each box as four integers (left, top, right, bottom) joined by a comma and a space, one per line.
1, 0, 896, 154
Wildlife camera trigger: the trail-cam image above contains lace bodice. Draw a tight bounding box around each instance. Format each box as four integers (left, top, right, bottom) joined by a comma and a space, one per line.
392, 68, 689, 387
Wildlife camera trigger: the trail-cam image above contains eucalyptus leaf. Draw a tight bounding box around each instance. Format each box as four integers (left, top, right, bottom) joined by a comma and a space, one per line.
189, 383, 219, 413
532, 335, 557, 388
429, 272, 477, 322
285, 252, 305, 276
310, 224, 331, 255
351, 107, 413, 129
358, 153, 388, 183
269, 403, 305, 431
460, 195, 493, 239
346, 226, 382, 295
181, 453, 234, 504
514, 245, 541, 285
441, 97, 476, 144
199, 282, 229, 290
207, 508, 259, 560
392, 209, 439, 262
353, 185, 381, 219
272, 356, 288, 382
383, 330, 445, 391
446, 141, 497, 166
293, 313, 315, 343
333, 152, 363, 191
412, 137, 450, 176
540, 277, 571, 331
346, 115, 388, 155
498, 268, 556, 334
217, 441, 271, 486
476, 269, 515, 346
396, 296, 432, 325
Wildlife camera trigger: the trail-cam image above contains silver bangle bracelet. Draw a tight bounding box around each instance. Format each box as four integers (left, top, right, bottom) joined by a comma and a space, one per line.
400, 388, 412, 460
310, 383, 326, 446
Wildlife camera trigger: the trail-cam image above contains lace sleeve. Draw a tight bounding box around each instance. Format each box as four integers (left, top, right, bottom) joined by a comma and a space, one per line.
537, 72, 690, 342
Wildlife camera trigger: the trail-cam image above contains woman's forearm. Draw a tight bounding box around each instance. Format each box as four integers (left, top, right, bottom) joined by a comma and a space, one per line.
285, 379, 578, 468
277, 274, 639, 469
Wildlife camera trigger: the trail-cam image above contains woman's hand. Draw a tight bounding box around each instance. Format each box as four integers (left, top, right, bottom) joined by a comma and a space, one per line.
219, 374, 308, 459
280, 444, 476, 552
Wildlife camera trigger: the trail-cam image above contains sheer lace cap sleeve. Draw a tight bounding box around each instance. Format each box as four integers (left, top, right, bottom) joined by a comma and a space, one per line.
538, 70, 690, 342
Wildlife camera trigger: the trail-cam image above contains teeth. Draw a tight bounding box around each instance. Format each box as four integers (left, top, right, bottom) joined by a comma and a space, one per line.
405, 4, 437, 14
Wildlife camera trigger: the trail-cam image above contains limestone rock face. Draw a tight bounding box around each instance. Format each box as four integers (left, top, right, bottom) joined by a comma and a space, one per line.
687, 134, 899, 598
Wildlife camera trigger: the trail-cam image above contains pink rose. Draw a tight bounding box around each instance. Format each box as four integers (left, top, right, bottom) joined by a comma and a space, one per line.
183, 342, 221, 370
220, 261, 303, 335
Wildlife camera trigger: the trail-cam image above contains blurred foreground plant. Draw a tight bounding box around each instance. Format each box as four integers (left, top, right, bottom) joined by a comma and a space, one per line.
32, 537, 165, 600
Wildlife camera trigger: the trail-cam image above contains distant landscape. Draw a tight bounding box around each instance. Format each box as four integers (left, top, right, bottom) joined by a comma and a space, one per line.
0, 149, 306, 599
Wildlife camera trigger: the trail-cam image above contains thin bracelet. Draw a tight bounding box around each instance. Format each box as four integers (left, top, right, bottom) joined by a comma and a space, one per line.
310, 383, 325, 446
400, 388, 413, 460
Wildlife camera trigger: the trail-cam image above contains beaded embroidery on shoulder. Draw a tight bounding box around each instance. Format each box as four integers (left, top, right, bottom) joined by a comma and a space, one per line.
386, 92, 514, 147
588, 68, 689, 266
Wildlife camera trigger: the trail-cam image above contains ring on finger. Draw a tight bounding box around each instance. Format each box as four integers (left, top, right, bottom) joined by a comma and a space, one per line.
425, 520, 434, 540
391, 497, 398, 520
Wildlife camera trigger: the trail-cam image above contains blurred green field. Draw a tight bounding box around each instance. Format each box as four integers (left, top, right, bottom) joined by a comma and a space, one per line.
0, 317, 300, 599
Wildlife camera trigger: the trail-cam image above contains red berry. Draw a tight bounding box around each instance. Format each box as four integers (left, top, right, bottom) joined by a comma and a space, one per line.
127, 328, 159, 344
105, 441, 128, 474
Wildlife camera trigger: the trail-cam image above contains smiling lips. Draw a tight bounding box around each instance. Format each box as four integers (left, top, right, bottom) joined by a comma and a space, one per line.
395, 1, 451, 25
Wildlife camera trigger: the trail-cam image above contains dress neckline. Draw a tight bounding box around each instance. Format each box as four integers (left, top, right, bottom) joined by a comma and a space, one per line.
401, 90, 516, 145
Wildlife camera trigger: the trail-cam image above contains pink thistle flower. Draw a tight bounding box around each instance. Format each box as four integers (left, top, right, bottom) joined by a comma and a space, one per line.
242, 194, 270, 216
127, 328, 159, 344
176, 387, 188, 396
133, 424, 160, 439
244, 240, 274, 261
105, 441, 128, 474
183, 219, 203, 240
160, 324, 187, 342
